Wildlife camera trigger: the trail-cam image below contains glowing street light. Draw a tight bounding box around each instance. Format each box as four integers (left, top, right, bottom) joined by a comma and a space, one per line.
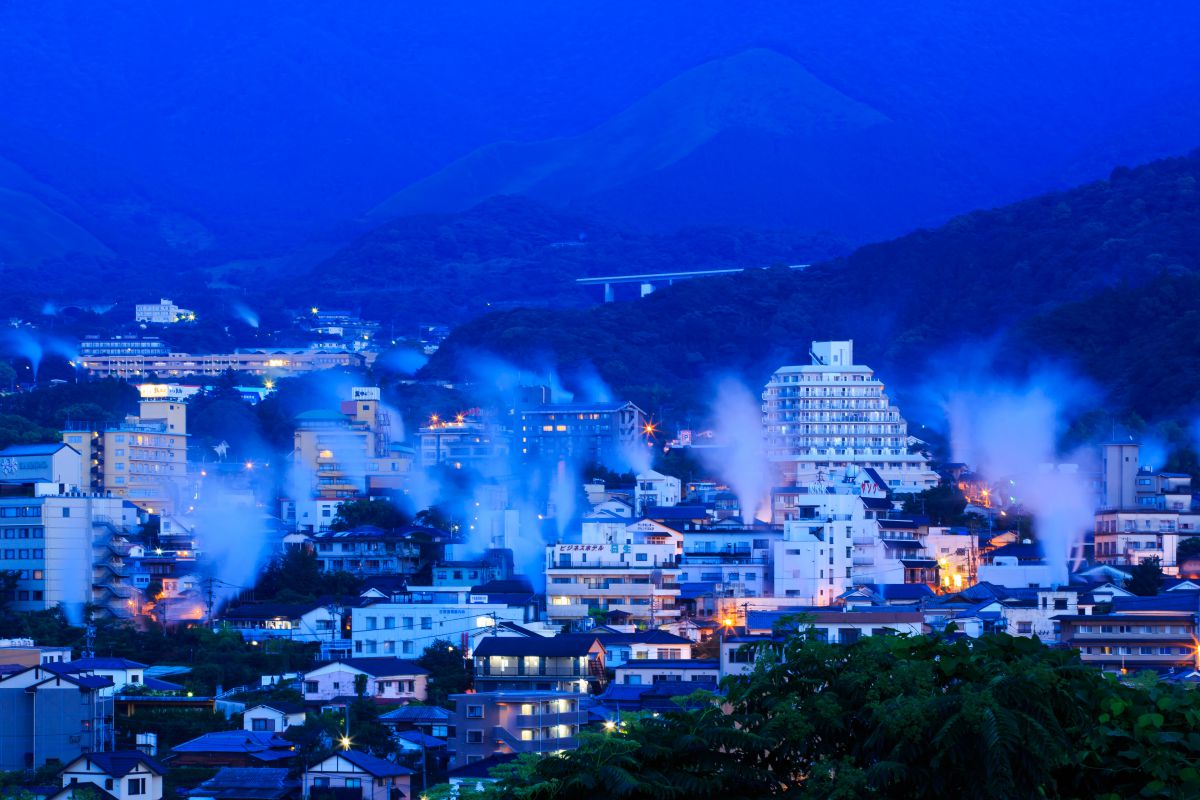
339, 735, 352, 750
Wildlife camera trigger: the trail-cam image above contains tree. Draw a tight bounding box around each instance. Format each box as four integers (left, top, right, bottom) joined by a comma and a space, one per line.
492, 632, 1200, 800
900, 483, 968, 525
1177, 536, 1200, 566
1127, 557, 1164, 596
330, 498, 413, 532
418, 640, 470, 707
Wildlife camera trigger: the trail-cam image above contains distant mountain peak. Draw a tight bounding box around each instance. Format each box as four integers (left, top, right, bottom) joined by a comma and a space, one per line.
367, 47, 888, 221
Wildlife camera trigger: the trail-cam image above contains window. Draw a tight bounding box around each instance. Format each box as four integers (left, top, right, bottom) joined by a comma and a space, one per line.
466, 730, 484, 743
1017, 621, 1032, 635
128, 778, 146, 796
402, 641, 413, 654
344, 779, 361, 788
421, 617, 432, 630
1053, 598, 1068, 611
252, 717, 276, 732
313, 778, 330, 788
305, 681, 318, 693
403, 617, 414, 629
466, 705, 484, 718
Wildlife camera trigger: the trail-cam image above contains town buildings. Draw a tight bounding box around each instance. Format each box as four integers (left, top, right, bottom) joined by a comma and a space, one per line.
62, 390, 190, 516
304, 750, 412, 800
762, 340, 938, 492
417, 410, 510, 470
136, 299, 194, 324
448, 691, 587, 767
79, 336, 170, 358
1094, 443, 1197, 573
282, 387, 413, 532
301, 658, 429, 704
78, 349, 366, 380
517, 401, 648, 466
0, 444, 140, 620
545, 515, 682, 626
472, 635, 605, 694
53, 752, 167, 800
0, 664, 114, 770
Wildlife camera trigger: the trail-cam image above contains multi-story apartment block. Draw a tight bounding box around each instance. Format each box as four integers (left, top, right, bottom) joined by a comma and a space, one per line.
311, 526, 450, 579
517, 401, 648, 466
676, 520, 779, 607
1058, 592, 1200, 674
762, 340, 938, 492
769, 472, 936, 605
135, 298, 194, 324
351, 590, 535, 658
472, 635, 606, 694
0, 448, 140, 621
0, 664, 114, 770
418, 410, 510, 469
63, 394, 189, 516
79, 349, 366, 379
1094, 443, 1197, 573
79, 336, 169, 358
448, 691, 588, 767
545, 516, 682, 626
284, 387, 413, 532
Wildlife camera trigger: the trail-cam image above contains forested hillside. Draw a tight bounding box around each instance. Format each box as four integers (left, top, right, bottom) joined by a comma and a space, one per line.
424, 151, 1200, 421
282, 195, 844, 324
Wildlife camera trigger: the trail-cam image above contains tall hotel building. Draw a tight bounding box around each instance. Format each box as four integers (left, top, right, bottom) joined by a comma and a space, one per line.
763, 341, 938, 492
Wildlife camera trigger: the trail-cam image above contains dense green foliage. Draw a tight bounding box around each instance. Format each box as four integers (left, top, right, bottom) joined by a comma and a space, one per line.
490, 632, 1200, 799
427, 152, 1200, 426
417, 640, 471, 707
288, 195, 844, 325
252, 548, 362, 605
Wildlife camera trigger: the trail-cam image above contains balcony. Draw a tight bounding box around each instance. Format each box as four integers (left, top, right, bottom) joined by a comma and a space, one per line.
514, 710, 589, 728
492, 726, 577, 753
545, 603, 590, 618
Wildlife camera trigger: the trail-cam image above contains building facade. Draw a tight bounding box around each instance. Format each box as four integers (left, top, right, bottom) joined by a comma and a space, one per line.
517, 401, 648, 467
762, 340, 938, 492
448, 691, 587, 767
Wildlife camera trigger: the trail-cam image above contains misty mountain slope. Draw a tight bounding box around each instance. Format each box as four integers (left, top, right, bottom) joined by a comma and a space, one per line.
423, 149, 1200, 420
271, 194, 847, 324
4, 1, 1200, 264
368, 48, 890, 220
0, 184, 114, 265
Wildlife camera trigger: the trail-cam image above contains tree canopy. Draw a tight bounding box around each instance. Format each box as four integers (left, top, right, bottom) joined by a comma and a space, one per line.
487, 631, 1200, 799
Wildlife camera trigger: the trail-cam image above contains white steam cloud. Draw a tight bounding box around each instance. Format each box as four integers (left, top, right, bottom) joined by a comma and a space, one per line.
941, 371, 1094, 586
701, 378, 771, 523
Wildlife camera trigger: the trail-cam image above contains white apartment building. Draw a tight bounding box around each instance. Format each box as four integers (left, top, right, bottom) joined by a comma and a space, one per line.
763, 340, 938, 492
771, 471, 937, 605
352, 595, 531, 658
634, 470, 681, 515
135, 298, 194, 324
676, 520, 779, 607
0, 446, 140, 621
546, 516, 682, 625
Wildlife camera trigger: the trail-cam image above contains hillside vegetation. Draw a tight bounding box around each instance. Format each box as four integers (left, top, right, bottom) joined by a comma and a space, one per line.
425, 151, 1200, 421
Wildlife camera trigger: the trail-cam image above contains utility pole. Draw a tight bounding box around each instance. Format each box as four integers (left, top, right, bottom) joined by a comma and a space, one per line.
204, 577, 215, 626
